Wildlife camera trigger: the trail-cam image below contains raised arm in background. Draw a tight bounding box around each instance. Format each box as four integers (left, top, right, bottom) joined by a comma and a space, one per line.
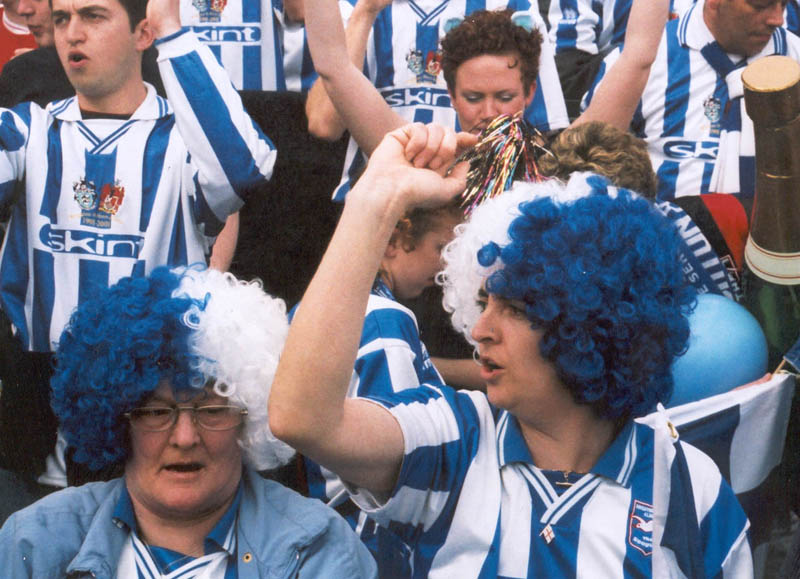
574, 0, 669, 130
269, 124, 473, 493
304, 0, 403, 153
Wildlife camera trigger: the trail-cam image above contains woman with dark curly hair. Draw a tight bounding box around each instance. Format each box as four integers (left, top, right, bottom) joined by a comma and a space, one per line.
0, 266, 377, 578
270, 124, 753, 577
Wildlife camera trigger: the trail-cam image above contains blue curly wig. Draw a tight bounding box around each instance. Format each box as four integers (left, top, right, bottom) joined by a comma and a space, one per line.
441, 173, 696, 419
51, 265, 294, 471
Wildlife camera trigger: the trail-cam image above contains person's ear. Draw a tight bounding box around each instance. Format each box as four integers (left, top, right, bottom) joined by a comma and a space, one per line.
134, 18, 155, 52
524, 80, 537, 108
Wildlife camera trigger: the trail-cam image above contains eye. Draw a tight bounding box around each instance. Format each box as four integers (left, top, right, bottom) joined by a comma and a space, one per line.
132, 407, 172, 419
497, 93, 516, 103
475, 297, 488, 312
464, 94, 483, 103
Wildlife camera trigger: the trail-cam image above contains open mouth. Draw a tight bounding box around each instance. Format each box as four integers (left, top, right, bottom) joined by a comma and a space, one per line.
164, 462, 203, 473
68, 52, 87, 64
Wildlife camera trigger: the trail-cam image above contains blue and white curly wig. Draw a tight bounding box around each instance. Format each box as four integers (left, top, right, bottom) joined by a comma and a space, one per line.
440, 173, 696, 419
50, 265, 295, 471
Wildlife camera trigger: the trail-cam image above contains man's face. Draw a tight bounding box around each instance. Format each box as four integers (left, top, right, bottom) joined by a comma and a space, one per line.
125, 382, 244, 522
449, 52, 534, 135
17, 0, 54, 46
706, 0, 786, 56
52, 0, 149, 112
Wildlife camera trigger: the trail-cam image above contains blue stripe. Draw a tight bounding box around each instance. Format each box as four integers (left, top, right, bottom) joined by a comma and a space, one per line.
554, 0, 579, 51
661, 442, 704, 578
41, 119, 63, 223
465, 0, 485, 15
210, 44, 222, 65
31, 249, 55, 351
611, 0, 631, 46
76, 122, 101, 147
524, 77, 550, 132
656, 160, 680, 200
140, 115, 174, 233
167, 196, 189, 266
191, 173, 226, 235
243, 0, 259, 21
662, 19, 690, 139
373, 9, 395, 89
169, 50, 269, 194
77, 259, 109, 307
242, 45, 262, 90
413, 108, 433, 124
0, 202, 31, 347
701, 161, 714, 195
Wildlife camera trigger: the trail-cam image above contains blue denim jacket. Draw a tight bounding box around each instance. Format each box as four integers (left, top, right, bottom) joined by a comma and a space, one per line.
0, 469, 377, 578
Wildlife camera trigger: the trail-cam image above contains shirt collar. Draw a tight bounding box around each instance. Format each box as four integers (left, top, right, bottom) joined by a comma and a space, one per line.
113, 480, 243, 557
680, 0, 785, 58
372, 277, 395, 300
496, 413, 640, 488
46, 82, 171, 122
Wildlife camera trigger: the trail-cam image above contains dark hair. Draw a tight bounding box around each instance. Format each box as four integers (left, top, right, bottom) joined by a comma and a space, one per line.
540, 122, 658, 198
48, 0, 147, 29
441, 9, 542, 95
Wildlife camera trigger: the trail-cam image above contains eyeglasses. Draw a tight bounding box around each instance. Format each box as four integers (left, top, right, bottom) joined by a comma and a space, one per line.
124, 405, 248, 432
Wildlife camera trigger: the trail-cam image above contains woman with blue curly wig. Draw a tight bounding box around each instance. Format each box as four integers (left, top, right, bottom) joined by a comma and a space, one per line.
270, 124, 753, 577
0, 266, 377, 578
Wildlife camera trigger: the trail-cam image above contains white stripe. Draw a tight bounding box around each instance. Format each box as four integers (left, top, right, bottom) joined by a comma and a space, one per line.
576, 482, 631, 579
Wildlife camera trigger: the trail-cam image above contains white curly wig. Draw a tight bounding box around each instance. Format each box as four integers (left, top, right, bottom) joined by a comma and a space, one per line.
175, 267, 295, 471
439, 173, 609, 345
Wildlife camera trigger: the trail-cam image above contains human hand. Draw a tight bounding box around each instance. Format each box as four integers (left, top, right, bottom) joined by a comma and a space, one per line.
146, 0, 182, 39
353, 123, 476, 212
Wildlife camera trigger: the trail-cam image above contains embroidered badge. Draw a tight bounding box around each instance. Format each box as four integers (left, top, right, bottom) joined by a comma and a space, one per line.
99, 182, 125, 215
704, 96, 722, 124
406, 47, 442, 84
192, 0, 227, 23
73, 177, 97, 210
406, 49, 424, 76
628, 500, 654, 556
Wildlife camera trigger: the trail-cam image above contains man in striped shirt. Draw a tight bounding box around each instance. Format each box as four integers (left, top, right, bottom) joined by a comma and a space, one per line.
584, 0, 800, 200
0, 0, 276, 501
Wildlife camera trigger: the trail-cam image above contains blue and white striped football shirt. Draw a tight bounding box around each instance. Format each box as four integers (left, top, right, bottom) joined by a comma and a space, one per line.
0, 30, 277, 352
547, 0, 694, 55
180, 0, 286, 90
349, 385, 751, 578
280, 0, 356, 93
305, 282, 444, 575
584, 0, 800, 200
333, 0, 569, 201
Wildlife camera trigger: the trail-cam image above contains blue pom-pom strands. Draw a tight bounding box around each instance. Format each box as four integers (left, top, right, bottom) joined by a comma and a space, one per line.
456, 112, 553, 216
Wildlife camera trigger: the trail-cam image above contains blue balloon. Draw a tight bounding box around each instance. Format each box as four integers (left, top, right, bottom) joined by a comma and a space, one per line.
668, 294, 768, 407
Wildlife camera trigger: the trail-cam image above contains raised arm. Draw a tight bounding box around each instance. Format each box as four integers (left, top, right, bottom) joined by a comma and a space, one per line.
148, 0, 277, 221
574, 0, 669, 130
269, 124, 472, 493
304, 0, 404, 154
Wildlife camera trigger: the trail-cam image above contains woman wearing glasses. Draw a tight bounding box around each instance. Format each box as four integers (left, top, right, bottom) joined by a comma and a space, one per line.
0, 266, 377, 578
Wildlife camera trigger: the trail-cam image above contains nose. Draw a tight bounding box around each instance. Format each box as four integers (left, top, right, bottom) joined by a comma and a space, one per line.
17, 0, 34, 16
169, 409, 201, 448
480, 98, 499, 122
765, 1, 784, 27
471, 305, 497, 344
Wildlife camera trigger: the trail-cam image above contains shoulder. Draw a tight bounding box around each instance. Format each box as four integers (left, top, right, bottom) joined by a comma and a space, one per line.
361, 294, 419, 344
0, 479, 123, 576
239, 473, 376, 577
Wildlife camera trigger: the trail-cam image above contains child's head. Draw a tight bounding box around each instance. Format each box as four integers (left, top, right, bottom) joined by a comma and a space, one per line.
381, 201, 463, 300
441, 9, 542, 135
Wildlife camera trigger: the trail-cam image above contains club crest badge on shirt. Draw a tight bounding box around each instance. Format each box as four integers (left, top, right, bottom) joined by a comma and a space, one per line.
406, 48, 442, 84
192, 0, 227, 22
628, 500, 654, 556
74, 177, 126, 229
704, 95, 722, 136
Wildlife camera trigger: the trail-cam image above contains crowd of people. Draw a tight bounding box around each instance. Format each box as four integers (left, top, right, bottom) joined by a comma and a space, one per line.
0, 0, 796, 575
